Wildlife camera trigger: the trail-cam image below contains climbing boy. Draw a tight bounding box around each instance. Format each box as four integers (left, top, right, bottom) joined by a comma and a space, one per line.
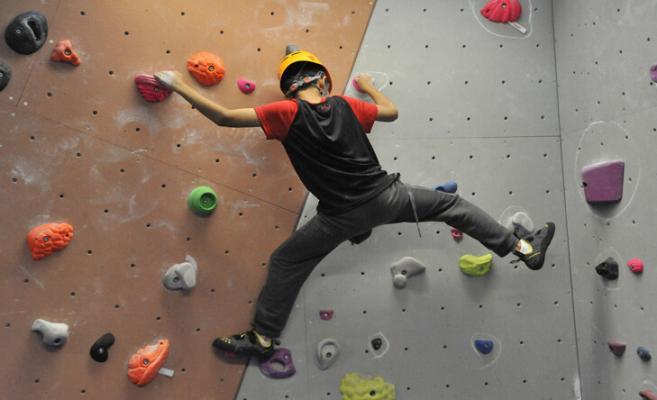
154, 48, 555, 360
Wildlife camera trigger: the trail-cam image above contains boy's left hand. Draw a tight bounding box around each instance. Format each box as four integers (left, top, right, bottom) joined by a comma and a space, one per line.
154, 70, 184, 92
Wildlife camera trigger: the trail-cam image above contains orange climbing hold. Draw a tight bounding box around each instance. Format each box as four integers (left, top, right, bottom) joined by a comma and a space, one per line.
127, 339, 170, 386
186, 52, 225, 86
50, 40, 80, 66
27, 222, 74, 260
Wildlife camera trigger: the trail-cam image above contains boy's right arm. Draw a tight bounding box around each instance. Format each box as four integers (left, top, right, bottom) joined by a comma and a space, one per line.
155, 71, 260, 128
355, 74, 399, 122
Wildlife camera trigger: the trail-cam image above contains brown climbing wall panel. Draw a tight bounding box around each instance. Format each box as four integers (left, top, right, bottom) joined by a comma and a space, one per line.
0, 1, 374, 399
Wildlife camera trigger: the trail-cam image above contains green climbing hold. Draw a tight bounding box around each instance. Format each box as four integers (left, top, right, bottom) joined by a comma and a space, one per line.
340, 373, 396, 400
187, 186, 218, 216
459, 253, 493, 277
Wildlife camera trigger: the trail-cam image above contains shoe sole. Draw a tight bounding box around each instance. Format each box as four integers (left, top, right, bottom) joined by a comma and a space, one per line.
527, 223, 555, 270
212, 338, 274, 359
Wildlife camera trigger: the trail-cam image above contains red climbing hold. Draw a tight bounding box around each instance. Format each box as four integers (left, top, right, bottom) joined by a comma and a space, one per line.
640, 389, 657, 400
480, 0, 522, 23
608, 340, 626, 357
319, 309, 334, 321
127, 339, 170, 386
237, 78, 256, 94
50, 40, 80, 66
27, 222, 74, 260
451, 228, 463, 241
627, 258, 644, 274
135, 74, 172, 103
186, 52, 225, 86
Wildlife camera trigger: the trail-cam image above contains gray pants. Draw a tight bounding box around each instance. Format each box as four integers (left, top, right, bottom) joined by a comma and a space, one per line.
252, 179, 518, 338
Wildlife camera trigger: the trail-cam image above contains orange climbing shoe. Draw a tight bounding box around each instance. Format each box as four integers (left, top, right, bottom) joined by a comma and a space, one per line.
27, 222, 74, 260
127, 339, 170, 386
212, 330, 274, 360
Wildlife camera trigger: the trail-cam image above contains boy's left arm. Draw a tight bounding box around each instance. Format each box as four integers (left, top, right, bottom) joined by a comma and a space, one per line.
155, 71, 260, 128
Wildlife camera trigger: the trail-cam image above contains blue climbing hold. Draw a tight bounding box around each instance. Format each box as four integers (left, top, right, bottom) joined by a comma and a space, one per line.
637, 346, 652, 362
474, 339, 494, 355
435, 180, 458, 194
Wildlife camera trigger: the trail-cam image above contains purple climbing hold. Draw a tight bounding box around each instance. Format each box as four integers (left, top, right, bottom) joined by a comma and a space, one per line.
581, 160, 625, 203
650, 64, 657, 83
638, 346, 652, 362
608, 340, 626, 357
319, 309, 334, 321
259, 348, 296, 379
595, 257, 619, 280
237, 78, 256, 94
435, 180, 458, 194
474, 339, 494, 355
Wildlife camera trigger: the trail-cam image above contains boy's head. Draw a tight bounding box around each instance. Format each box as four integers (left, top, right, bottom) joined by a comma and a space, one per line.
278, 50, 332, 98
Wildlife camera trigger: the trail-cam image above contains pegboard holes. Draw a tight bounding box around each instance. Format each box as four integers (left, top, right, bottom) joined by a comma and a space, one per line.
92, 110, 98, 116
362, 310, 367, 314
176, 144, 181, 148
34, 378, 39, 383
130, 263, 136, 268
87, 250, 93, 255
320, 273, 326, 277
186, 236, 191, 241
288, 187, 293, 191
501, 80, 506, 85
124, 31, 129, 36
135, 127, 140, 132
24, 278, 29, 283
305, 29, 310, 33
120, 168, 125, 173
47, 92, 52, 97
215, 158, 220, 163
114, 304, 120, 309
12, 177, 19, 184
29, 135, 35, 140
155, 316, 161, 321
161, 184, 166, 189
180, 11, 186, 16
5, 322, 11, 328
146, 223, 151, 228
499, 44, 504, 48
210, 288, 215, 293
80, 11, 86, 16
360, 271, 365, 276
402, 308, 406, 312
220, 30, 224, 35
76, 152, 82, 157
466, 116, 471, 121
224, 250, 230, 255
520, 340, 525, 345
428, 117, 433, 122
108, 70, 114, 75
195, 328, 200, 332
257, 48, 261, 52
387, 44, 391, 49
181, 367, 187, 372
538, 79, 543, 84
166, 49, 171, 54
70, 291, 76, 297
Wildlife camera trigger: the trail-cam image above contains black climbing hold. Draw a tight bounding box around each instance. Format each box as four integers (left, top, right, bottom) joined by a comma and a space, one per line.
638, 346, 652, 362
5, 11, 48, 55
349, 229, 372, 245
90, 332, 115, 362
371, 338, 383, 351
0, 60, 11, 91
595, 257, 619, 280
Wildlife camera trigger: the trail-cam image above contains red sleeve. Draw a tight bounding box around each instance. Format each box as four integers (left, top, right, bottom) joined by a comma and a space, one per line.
339, 95, 378, 133
254, 100, 298, 141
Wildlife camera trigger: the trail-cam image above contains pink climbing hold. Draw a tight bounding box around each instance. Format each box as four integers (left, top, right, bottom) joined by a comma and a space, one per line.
480, 0, 522, 23
581, 160, 625, 203
451, 228, 463, 241
352, 78, 364, 93
650, 65, 657, 83
641, 390, 657, 400
628, 258, 644, 274
237, 78, 256, 94
134, 74, 171, 103
608, 340, 626, 357
319, 309, 334, 321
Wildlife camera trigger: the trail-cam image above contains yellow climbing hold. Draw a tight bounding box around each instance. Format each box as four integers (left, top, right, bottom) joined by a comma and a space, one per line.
340, 373, 396, 400
459, 253, 493, 276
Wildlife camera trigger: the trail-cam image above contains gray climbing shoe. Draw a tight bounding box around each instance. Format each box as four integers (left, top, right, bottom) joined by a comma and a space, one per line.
512, 222, 555, 270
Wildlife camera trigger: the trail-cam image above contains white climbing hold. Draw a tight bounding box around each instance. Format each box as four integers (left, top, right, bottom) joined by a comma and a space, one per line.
32, 318, 69, 347
316, 338, 340, 370
163, 255, 197, 291
390, 256, 426, 289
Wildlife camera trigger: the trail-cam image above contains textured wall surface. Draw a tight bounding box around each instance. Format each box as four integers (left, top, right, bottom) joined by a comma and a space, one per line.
238, 1, 580, 399
554, 1, 657, 399
0, 1, 374, 399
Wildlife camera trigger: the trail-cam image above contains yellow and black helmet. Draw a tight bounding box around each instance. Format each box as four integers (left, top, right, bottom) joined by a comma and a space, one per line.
278, 49, 332, 96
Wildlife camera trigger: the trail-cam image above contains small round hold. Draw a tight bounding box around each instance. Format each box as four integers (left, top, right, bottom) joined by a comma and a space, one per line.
371, 338, 383, 351
5, 11, 49, 55
237, 78, 256, 94
392, 274, 407, 288
0, 60, 11, 91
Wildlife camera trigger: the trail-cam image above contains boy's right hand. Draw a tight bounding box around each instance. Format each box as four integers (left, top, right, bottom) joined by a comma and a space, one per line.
154, 71, 184, 92
355, 73, 375, 91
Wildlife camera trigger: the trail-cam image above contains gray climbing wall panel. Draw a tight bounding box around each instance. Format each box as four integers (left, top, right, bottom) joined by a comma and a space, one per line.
237, 1, 581, 399
554, 1, 657, 398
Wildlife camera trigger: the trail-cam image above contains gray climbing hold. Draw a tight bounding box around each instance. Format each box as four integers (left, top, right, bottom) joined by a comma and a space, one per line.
5, 11, 48, 55
285, 44, 300, 55
368, 332, 390, 359
390, 256, 426, 289
608, 340, 626, 357
163, 255, 197, 291
32, 318, 69, 347
316, 338, 340, 370
638, 346, 652, 362
0, 60, 11, 92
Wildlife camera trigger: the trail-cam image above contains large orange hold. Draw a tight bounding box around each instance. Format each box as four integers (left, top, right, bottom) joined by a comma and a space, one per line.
27, 222, 74, 260
127, 339, 170, 386
186, 51, 225, 86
